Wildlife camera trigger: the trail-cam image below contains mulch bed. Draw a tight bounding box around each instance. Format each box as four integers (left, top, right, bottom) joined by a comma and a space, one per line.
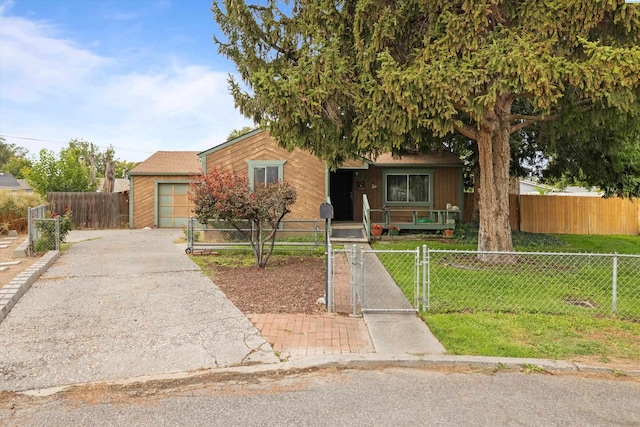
203, 255, 328, 315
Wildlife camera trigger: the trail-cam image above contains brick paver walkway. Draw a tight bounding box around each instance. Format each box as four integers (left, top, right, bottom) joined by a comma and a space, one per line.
247, 313, 374, 359
246, 244, 375, 359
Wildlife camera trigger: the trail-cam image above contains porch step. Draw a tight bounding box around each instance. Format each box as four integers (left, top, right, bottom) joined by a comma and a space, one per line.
330, 226, 369, 243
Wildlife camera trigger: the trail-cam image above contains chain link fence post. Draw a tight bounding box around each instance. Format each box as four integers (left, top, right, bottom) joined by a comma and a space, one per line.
612, 252, 618, 314
351, 244, 358, 317
327, 243, 333, 313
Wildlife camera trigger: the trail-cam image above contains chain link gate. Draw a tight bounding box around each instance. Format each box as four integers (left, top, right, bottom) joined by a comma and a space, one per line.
359, 247, 421, 313
327, 244, 358, 315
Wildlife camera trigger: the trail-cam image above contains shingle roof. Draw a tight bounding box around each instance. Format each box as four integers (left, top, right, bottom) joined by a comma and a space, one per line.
129, 151, 201, 175
372, 151, 463, 166
0, 173, 20, 189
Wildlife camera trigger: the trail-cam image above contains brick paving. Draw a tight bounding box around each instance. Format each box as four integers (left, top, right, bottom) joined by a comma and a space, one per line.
246, 251, 375, 358
247, 313, 374, 358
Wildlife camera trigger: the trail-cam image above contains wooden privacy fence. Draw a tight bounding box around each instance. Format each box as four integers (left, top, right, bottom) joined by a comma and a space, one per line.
464, 193, 640, 235
47, 192, 129, 229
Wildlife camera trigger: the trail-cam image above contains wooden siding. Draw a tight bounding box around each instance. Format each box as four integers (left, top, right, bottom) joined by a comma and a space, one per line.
353, 166, 461, 223
131, 175, 195, 228
205, 131, 326, 220
463, 193, 640, 235
47, 192, 129, 229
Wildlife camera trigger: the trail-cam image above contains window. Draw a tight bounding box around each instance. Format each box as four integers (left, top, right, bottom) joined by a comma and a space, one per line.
384, 170, 432, 205
247, 160, 285, 190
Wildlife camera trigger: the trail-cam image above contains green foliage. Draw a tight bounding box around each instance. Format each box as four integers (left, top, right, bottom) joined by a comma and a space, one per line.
0, 139, 32, 179
227, 126, 258, 141
24, 146, 99, 196
214, 0, 640, 253
34, 211, 73, 253
1, 156, 33, 179
190, 167, 297, 267
0, 139, 28, 167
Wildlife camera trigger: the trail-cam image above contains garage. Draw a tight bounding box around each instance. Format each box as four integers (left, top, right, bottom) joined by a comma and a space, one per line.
158, 183, 192, 228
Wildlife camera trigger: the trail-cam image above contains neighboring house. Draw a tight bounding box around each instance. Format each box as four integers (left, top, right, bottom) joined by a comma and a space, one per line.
0, 173, 21, 191
128, 151, 201, 228
16, 179, 33, 193
96, 178, 130, 193
129, 130, 464, 229
519, 179, 603, 196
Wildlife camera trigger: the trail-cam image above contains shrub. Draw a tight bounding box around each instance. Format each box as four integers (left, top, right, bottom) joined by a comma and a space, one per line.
33, 210, 73, 252
0, 190, 45, 233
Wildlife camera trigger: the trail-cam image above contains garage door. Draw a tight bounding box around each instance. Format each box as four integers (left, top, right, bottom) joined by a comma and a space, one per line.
158, 183, 191, 227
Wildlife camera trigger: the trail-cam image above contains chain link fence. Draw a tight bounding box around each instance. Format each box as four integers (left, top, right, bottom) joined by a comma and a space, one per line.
327, 244, 640, 321
186, 217, 326, 254
425, 249, 640, 320
31, 217, 61, 253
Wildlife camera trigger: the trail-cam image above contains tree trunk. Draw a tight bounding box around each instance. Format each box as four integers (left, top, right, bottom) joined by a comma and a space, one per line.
476, 99, 514, 260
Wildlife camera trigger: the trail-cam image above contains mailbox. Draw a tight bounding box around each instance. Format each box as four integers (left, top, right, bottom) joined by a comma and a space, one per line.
319, 202, 334, 219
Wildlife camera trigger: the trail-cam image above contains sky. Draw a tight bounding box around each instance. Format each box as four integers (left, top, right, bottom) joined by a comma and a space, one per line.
0, 0, 255, 162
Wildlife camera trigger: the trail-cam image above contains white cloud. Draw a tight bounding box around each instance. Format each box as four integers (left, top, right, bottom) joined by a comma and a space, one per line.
0, 5, 254, 162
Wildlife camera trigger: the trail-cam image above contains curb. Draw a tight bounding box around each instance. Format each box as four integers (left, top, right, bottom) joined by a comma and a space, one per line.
17, 353, 640, 397
0, 250, 60, 324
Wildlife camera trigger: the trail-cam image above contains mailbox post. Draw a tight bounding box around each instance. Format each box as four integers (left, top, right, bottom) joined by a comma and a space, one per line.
319, 202, 334, 311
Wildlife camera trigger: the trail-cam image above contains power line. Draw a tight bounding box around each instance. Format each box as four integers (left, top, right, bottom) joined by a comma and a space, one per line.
0, 134, 156, 154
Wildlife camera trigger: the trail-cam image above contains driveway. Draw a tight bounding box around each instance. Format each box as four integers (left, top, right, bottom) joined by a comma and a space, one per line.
0, 229, 278, 392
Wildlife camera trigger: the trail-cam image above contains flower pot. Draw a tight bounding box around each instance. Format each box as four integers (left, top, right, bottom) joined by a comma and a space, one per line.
444, 229, 454, 237
389, 229, 399, 236
371, 227, 383, 236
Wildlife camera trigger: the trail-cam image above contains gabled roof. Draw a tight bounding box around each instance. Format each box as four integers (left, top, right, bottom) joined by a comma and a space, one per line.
129, 151, 201, 176
198, 129, 463, 168
198, 128, 263, 159
0, 173, 20, 189
370, 151, 463, 166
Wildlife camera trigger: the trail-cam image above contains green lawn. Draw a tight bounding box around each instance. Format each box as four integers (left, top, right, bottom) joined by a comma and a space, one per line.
373, 232, 640, 364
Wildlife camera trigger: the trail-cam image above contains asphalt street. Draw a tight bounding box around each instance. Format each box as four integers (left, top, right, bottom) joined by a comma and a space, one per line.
1, 367, 638, 426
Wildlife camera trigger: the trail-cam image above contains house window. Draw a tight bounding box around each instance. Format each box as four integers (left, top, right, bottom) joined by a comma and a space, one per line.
247, 160, 286, 190
384, 170, 432, 205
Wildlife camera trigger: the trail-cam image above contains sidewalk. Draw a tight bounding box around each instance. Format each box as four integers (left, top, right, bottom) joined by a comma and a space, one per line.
246, 243, 445, 359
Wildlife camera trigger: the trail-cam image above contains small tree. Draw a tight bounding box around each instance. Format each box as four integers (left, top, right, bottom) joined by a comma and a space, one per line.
190, 167, 297, 268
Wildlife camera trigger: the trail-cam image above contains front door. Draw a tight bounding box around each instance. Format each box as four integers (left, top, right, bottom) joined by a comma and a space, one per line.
330, 171, 354, 221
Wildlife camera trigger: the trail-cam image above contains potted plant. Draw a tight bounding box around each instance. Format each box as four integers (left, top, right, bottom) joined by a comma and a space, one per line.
444, 228, 454, 237
388, 225, 400, 236
371, 224, 383, 236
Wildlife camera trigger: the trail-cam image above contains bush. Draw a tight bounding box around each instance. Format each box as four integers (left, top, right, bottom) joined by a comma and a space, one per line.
0, 190, 45, 233
33, 211, 73, 252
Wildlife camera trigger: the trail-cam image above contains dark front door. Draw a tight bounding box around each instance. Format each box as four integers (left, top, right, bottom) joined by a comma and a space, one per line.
330, 171, 354, 221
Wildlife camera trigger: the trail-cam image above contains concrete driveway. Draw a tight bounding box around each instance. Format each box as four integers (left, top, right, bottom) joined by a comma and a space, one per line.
0, 229, 278, 392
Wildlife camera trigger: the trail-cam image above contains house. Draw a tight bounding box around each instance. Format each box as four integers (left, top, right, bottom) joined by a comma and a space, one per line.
97, 178, 130, 193
0, 173, 21, 191
128, 151, 201, 228
519, 179, 603, 196
128, 130, 464, 230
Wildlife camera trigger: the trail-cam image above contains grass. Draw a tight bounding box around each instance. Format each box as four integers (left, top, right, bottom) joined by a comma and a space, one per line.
373, 230, 640, 362
424, 312, 640, 363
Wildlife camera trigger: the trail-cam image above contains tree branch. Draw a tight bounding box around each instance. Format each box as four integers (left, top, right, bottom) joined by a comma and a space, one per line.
454, 123, 479, 141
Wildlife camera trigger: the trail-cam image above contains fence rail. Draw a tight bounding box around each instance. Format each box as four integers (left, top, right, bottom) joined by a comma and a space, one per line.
425, 248, 640, 319
327, 244, 640, 321
186, 217, 326, 254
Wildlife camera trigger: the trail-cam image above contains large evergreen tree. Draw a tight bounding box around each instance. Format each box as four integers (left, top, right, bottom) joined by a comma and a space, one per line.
214, 0, 640, 253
